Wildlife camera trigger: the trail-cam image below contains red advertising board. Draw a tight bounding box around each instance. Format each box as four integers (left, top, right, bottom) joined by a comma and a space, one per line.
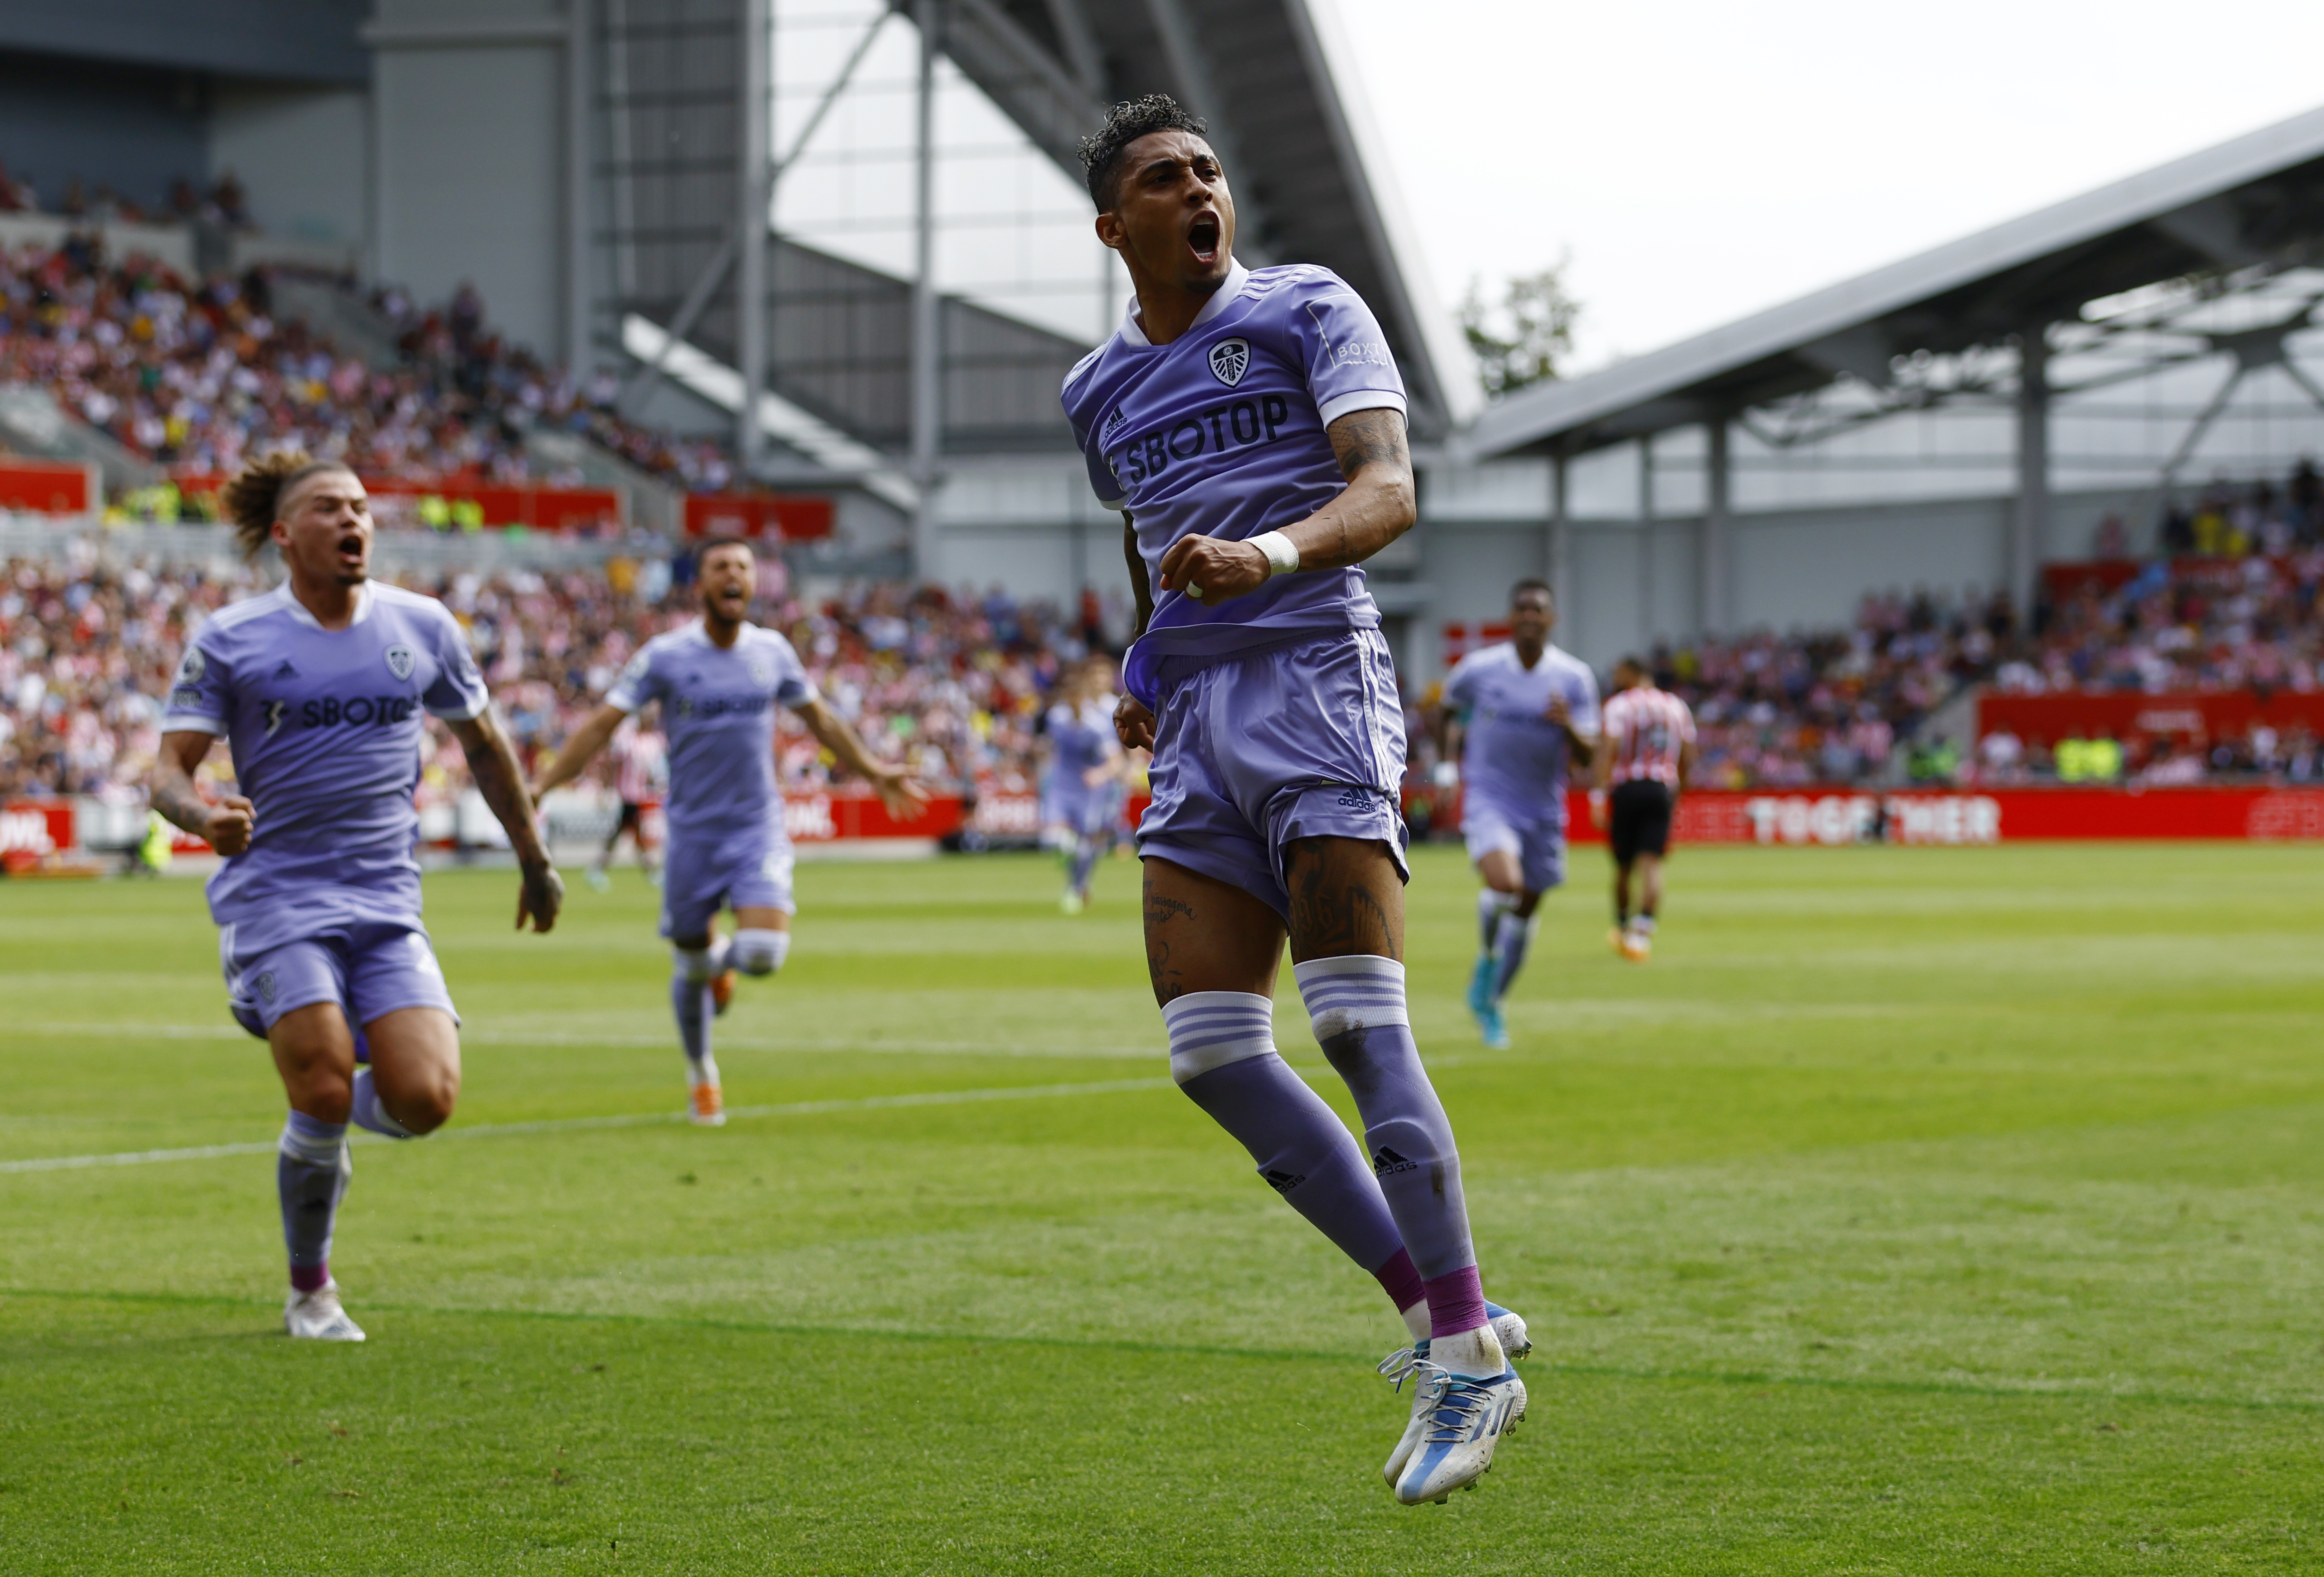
173, 472, 622, 532
0, 801, 74, 857
0, 459, 98, 515
1536, 785, 2324, 845
1978, 690, 2324, 744
683, 493, 834, 541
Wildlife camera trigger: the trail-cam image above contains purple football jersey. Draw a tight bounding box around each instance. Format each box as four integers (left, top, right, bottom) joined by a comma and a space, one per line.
1443, 642, 1601, 827
160, 582, 491, 950
1061, 261, 1408, 705
605, 621, 816, 839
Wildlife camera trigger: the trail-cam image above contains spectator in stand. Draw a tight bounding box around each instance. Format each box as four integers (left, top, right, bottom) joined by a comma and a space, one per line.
0, 552, 1127, 806
0, 236, 739, 500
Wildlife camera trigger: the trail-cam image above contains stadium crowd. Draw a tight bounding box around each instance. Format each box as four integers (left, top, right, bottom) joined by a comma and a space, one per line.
0, 235, 734, 497
0, 551, 1102, 807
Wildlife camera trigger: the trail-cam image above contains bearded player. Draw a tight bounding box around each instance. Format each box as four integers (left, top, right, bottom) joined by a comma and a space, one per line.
1438, 580, 1598, 1049
531, 538, 925, 1122
153, 454, 562, 1342
1064, 96, 1528, 1505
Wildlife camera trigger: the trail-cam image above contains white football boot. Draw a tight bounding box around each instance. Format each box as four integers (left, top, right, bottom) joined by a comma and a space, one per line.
1393, 1359, 1526, 1504
1379, 1302, 1531, 1487
284, 1280, 367, 1342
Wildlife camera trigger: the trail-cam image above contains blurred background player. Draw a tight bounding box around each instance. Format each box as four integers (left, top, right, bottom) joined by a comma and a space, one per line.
585, 717, 666, 892
531, 538, 925, 1124
1067, 96, 1527, 1506
1436, 580, 1598, 1049
1043, 655, 1127, 913
1595, 656, 1699, 961
152, 454, 561, 1342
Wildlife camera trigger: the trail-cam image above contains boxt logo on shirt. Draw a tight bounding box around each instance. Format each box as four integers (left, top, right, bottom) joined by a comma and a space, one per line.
1208, 337, 1250, 387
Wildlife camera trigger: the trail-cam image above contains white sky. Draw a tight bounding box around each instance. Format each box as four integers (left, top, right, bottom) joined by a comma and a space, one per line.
1330, 0, 2324, 373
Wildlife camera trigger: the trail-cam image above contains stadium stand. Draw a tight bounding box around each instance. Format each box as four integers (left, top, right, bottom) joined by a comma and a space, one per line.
0, 236, 732, 498
0, 552, 1101, 804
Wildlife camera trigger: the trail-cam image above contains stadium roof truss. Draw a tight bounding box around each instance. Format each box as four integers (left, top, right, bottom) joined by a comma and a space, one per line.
1457, 104, 2324, 615
594, 0, 1467, 541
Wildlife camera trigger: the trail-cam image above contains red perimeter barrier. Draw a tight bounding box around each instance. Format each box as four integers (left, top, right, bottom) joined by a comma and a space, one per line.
1978, 690, 2324, 744
1, 802, 75, 857
683, 493, 834, 541
1537, 785, 2324, 845
0, 459, 98, 514
172, 472, 622, 532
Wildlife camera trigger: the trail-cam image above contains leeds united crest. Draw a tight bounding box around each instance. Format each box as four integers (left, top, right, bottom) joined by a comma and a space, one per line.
1208, 337, 1250, 388
384, 643, 416, 681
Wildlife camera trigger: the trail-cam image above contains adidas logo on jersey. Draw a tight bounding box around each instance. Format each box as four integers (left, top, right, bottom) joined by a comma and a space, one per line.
1334, 786, 1376, 809
273, 660, 299, 678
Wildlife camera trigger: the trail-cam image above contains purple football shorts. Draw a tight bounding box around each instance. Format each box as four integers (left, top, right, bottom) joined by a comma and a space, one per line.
221, 917, 459, 1039
1461, 793, 1568, 893
1137, 628, 1410, 917
660, 816, 797, 940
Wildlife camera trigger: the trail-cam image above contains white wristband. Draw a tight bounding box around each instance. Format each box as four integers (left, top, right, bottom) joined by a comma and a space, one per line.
1250, 530, 1300, 577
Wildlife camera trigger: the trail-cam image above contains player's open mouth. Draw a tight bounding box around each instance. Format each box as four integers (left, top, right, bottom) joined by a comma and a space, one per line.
1187, 214, 1221, 266
335, 533, 366, 568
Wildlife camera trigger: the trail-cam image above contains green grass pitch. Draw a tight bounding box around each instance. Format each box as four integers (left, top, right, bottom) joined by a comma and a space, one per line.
3, 842, 2322, 1573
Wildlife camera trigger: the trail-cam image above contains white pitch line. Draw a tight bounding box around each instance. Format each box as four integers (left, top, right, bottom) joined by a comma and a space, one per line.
0, 1021, 1167, 1060
0, 1076, 1178, 1176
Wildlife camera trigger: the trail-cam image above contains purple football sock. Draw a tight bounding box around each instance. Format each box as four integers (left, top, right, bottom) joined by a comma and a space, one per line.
278, 1110, 349, 1292
1374, 1246, 1427, 1317
1422, 1263, 1488, 1342
1165, 993, 1410, 1296
1295, 957, 1481, 1286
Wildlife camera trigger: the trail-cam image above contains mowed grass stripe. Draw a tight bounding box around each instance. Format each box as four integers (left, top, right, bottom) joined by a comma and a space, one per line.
5, 845, 2323, 1572
0, 1074, 1179, 1173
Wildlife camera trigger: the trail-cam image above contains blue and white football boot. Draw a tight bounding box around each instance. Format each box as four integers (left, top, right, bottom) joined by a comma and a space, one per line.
1393, 1358, 1526, 1504
284, 1279, 367, 1342
1379, 1302, 1531, 1488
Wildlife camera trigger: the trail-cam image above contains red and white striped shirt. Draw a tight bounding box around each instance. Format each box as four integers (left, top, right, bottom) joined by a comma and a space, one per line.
1601, 685, 1696, 787
613, 727, 666, 804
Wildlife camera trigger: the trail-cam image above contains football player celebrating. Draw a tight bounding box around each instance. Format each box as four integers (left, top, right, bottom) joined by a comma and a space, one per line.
1064, 96, 1528, 1505
153, 454, 562, 1342
530, 538, 924, 1122
1438, 580, 1599, 1047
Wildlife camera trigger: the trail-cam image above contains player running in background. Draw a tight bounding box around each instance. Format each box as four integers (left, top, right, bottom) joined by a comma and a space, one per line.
1044, 655, 1127, 913
152, 454, 561, 1342
585, 717, 665, 892
531, 539, 925, 1124
1594, 656, 1698, 961
1065, 96, 1528, 1506
1438, 580, 1598, 1049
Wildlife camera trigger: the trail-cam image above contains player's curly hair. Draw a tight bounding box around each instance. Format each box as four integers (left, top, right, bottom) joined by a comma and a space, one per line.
221, 452, 352, 560
1078, 94, 1207, 211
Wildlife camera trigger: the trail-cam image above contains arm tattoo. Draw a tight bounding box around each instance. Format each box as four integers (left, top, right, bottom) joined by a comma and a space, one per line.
453, 713, 549, 866
150, 766, 212, 836
1328, 408, 1410, 484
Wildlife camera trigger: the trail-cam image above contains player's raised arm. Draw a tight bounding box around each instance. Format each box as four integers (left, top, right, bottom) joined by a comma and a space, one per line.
446, 709, 564, 933
1154, 408, 1416, 605
151, 730, 254, 855
530, 701, 630, 801
793, 695, 929, 820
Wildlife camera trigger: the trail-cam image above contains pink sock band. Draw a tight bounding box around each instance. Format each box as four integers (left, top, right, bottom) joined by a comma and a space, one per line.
1423, 1263, 1487, 1340
290, 1261, 330, 1294
1373, 1246, 1426, 1316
